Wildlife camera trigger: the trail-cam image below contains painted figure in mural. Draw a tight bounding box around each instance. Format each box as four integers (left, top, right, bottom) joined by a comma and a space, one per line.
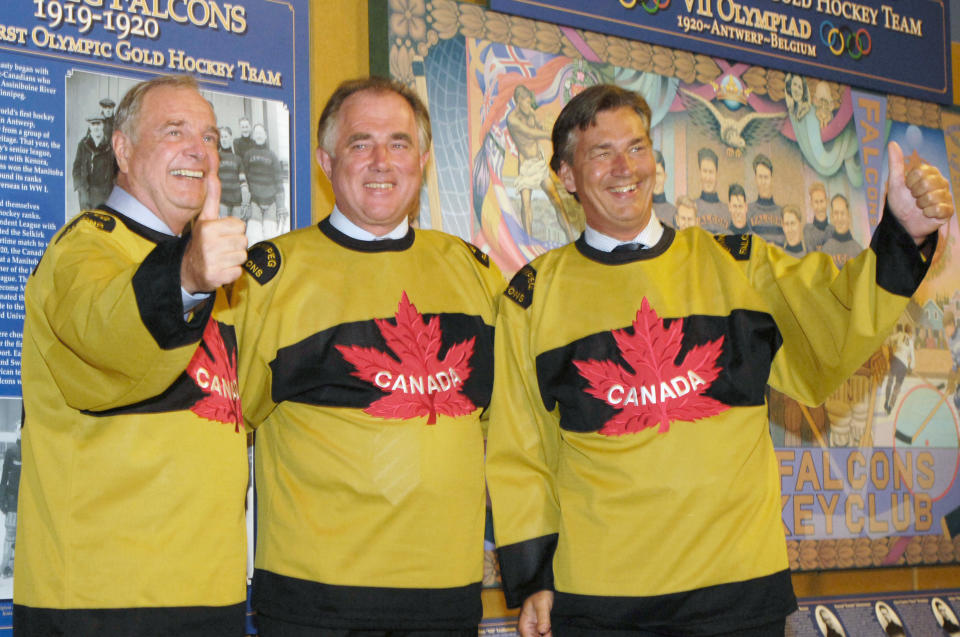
821, 194, 863, 268
782, 205, 806, 256
813, 80, 837, 130
747, 153, 785, 246
728, 182, 750, 233
242, 122, 287, 242
694, 146, 729, 233
218, 125, 247, 220
674, 195, 698, 230
16, 74, 250, 636
72, 112, 114, 211
883, 323, 915, 415
651, 149, 676, 229
485, 84, 953, 637
804, 181, 834, 251
784, 73, 810, 121
507, 84, 575, 241
227, 76, 502, 636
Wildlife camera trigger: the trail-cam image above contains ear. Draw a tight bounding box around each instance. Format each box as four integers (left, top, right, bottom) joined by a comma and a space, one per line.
112, 130, 131, 175
557, 161, 577, 195
419, 149, 430, 173
316, 147, 333, 177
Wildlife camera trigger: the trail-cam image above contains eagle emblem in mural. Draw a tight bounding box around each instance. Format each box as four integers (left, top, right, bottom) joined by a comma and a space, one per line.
678, 87, 785, 157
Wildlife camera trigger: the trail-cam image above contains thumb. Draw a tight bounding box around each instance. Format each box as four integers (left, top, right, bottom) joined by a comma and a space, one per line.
886, 140, 904, 189
197, 173, 222, 222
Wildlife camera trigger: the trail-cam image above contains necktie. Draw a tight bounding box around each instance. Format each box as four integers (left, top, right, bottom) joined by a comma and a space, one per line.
612, 242, 643, 253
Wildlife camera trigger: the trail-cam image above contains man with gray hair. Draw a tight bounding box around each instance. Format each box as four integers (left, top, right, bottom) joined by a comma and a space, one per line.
486, 83, 953, 637
16, 74, 249, 636
222, 76, 503, 635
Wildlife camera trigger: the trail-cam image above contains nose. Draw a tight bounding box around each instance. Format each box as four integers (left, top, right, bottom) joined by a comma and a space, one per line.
370, 143, 389, 170
611, 151, 633, 175
185, 132, 209, 161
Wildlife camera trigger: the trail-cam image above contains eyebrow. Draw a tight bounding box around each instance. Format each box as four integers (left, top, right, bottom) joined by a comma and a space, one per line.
158, 119, 219, 140
587, 136, 647, 153
344, 132, 414, 145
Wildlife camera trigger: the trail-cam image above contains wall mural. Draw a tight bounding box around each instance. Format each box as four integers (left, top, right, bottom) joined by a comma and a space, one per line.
376, 0, 960, 579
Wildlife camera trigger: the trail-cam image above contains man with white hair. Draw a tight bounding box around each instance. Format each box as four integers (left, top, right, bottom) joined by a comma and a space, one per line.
16, 74, 249, 636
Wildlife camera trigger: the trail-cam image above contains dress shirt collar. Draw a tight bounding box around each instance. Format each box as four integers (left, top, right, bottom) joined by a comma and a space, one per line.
583, 214, 663, 252
329, 207, 409, 241
105, 186, 176, 236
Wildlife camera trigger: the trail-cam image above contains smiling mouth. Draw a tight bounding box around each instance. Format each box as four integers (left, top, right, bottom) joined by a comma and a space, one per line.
609, 184, 637, 193
364, 182, 394, 190
170, 169, 204, 179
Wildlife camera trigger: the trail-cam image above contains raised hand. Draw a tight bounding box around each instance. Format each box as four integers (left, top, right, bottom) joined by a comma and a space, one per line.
181, 174, 248, 293
885, 140, 954, 244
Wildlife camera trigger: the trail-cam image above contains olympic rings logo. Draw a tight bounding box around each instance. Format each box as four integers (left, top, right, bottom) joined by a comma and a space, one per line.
620, 0, 670, 13
820, 21, 871, 59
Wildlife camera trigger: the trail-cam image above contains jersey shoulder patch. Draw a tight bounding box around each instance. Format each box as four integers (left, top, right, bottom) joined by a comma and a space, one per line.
713, 233, 752, 261
55, 211, 116, 244
504, 264, 536, 309
244, 240, 281, 285
461, 239, 490, 268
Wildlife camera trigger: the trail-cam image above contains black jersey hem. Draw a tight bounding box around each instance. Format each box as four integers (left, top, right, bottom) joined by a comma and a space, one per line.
552, 569, 797, 635
870, 203, 936, 297
13, 601, 246, 637
251, 569, 482, 630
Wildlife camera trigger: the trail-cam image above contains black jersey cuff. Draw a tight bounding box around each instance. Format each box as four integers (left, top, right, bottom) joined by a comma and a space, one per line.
870, 203, 937, 297
496, 533, 558, 608
133, 234, 211, 349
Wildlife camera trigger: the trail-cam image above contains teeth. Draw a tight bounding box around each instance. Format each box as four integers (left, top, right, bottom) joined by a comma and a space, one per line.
610, 184, 637, 193
365, 182, 393, 190
170, 169, 203, 178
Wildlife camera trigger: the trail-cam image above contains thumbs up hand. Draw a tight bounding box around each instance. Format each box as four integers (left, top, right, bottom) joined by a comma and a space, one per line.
885, 141, 954, 244
180, 174, 248, 293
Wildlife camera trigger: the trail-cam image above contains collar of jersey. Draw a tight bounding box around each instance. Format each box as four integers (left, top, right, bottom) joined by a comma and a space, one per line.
575, 225, 675, 264
319, 216, 415, 253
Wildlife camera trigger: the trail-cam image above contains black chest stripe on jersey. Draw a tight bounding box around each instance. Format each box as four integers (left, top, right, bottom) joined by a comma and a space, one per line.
535, 309, 782, 433
270, 313, 495, 410
82, 322, 240, 417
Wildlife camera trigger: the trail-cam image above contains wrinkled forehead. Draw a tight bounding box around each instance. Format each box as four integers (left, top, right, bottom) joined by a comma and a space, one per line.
338, 91, 418, 141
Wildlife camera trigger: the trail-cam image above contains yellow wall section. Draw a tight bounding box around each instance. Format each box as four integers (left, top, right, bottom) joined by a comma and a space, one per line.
308, 0, 960, 619
309, 0, 369, 221
954, 42, 960, 106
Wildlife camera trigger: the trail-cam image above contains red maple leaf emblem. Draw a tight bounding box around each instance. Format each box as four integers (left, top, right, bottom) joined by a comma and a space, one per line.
336, 291, 476, 424
187, 319, 243, 431
574, 298, 727, 436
